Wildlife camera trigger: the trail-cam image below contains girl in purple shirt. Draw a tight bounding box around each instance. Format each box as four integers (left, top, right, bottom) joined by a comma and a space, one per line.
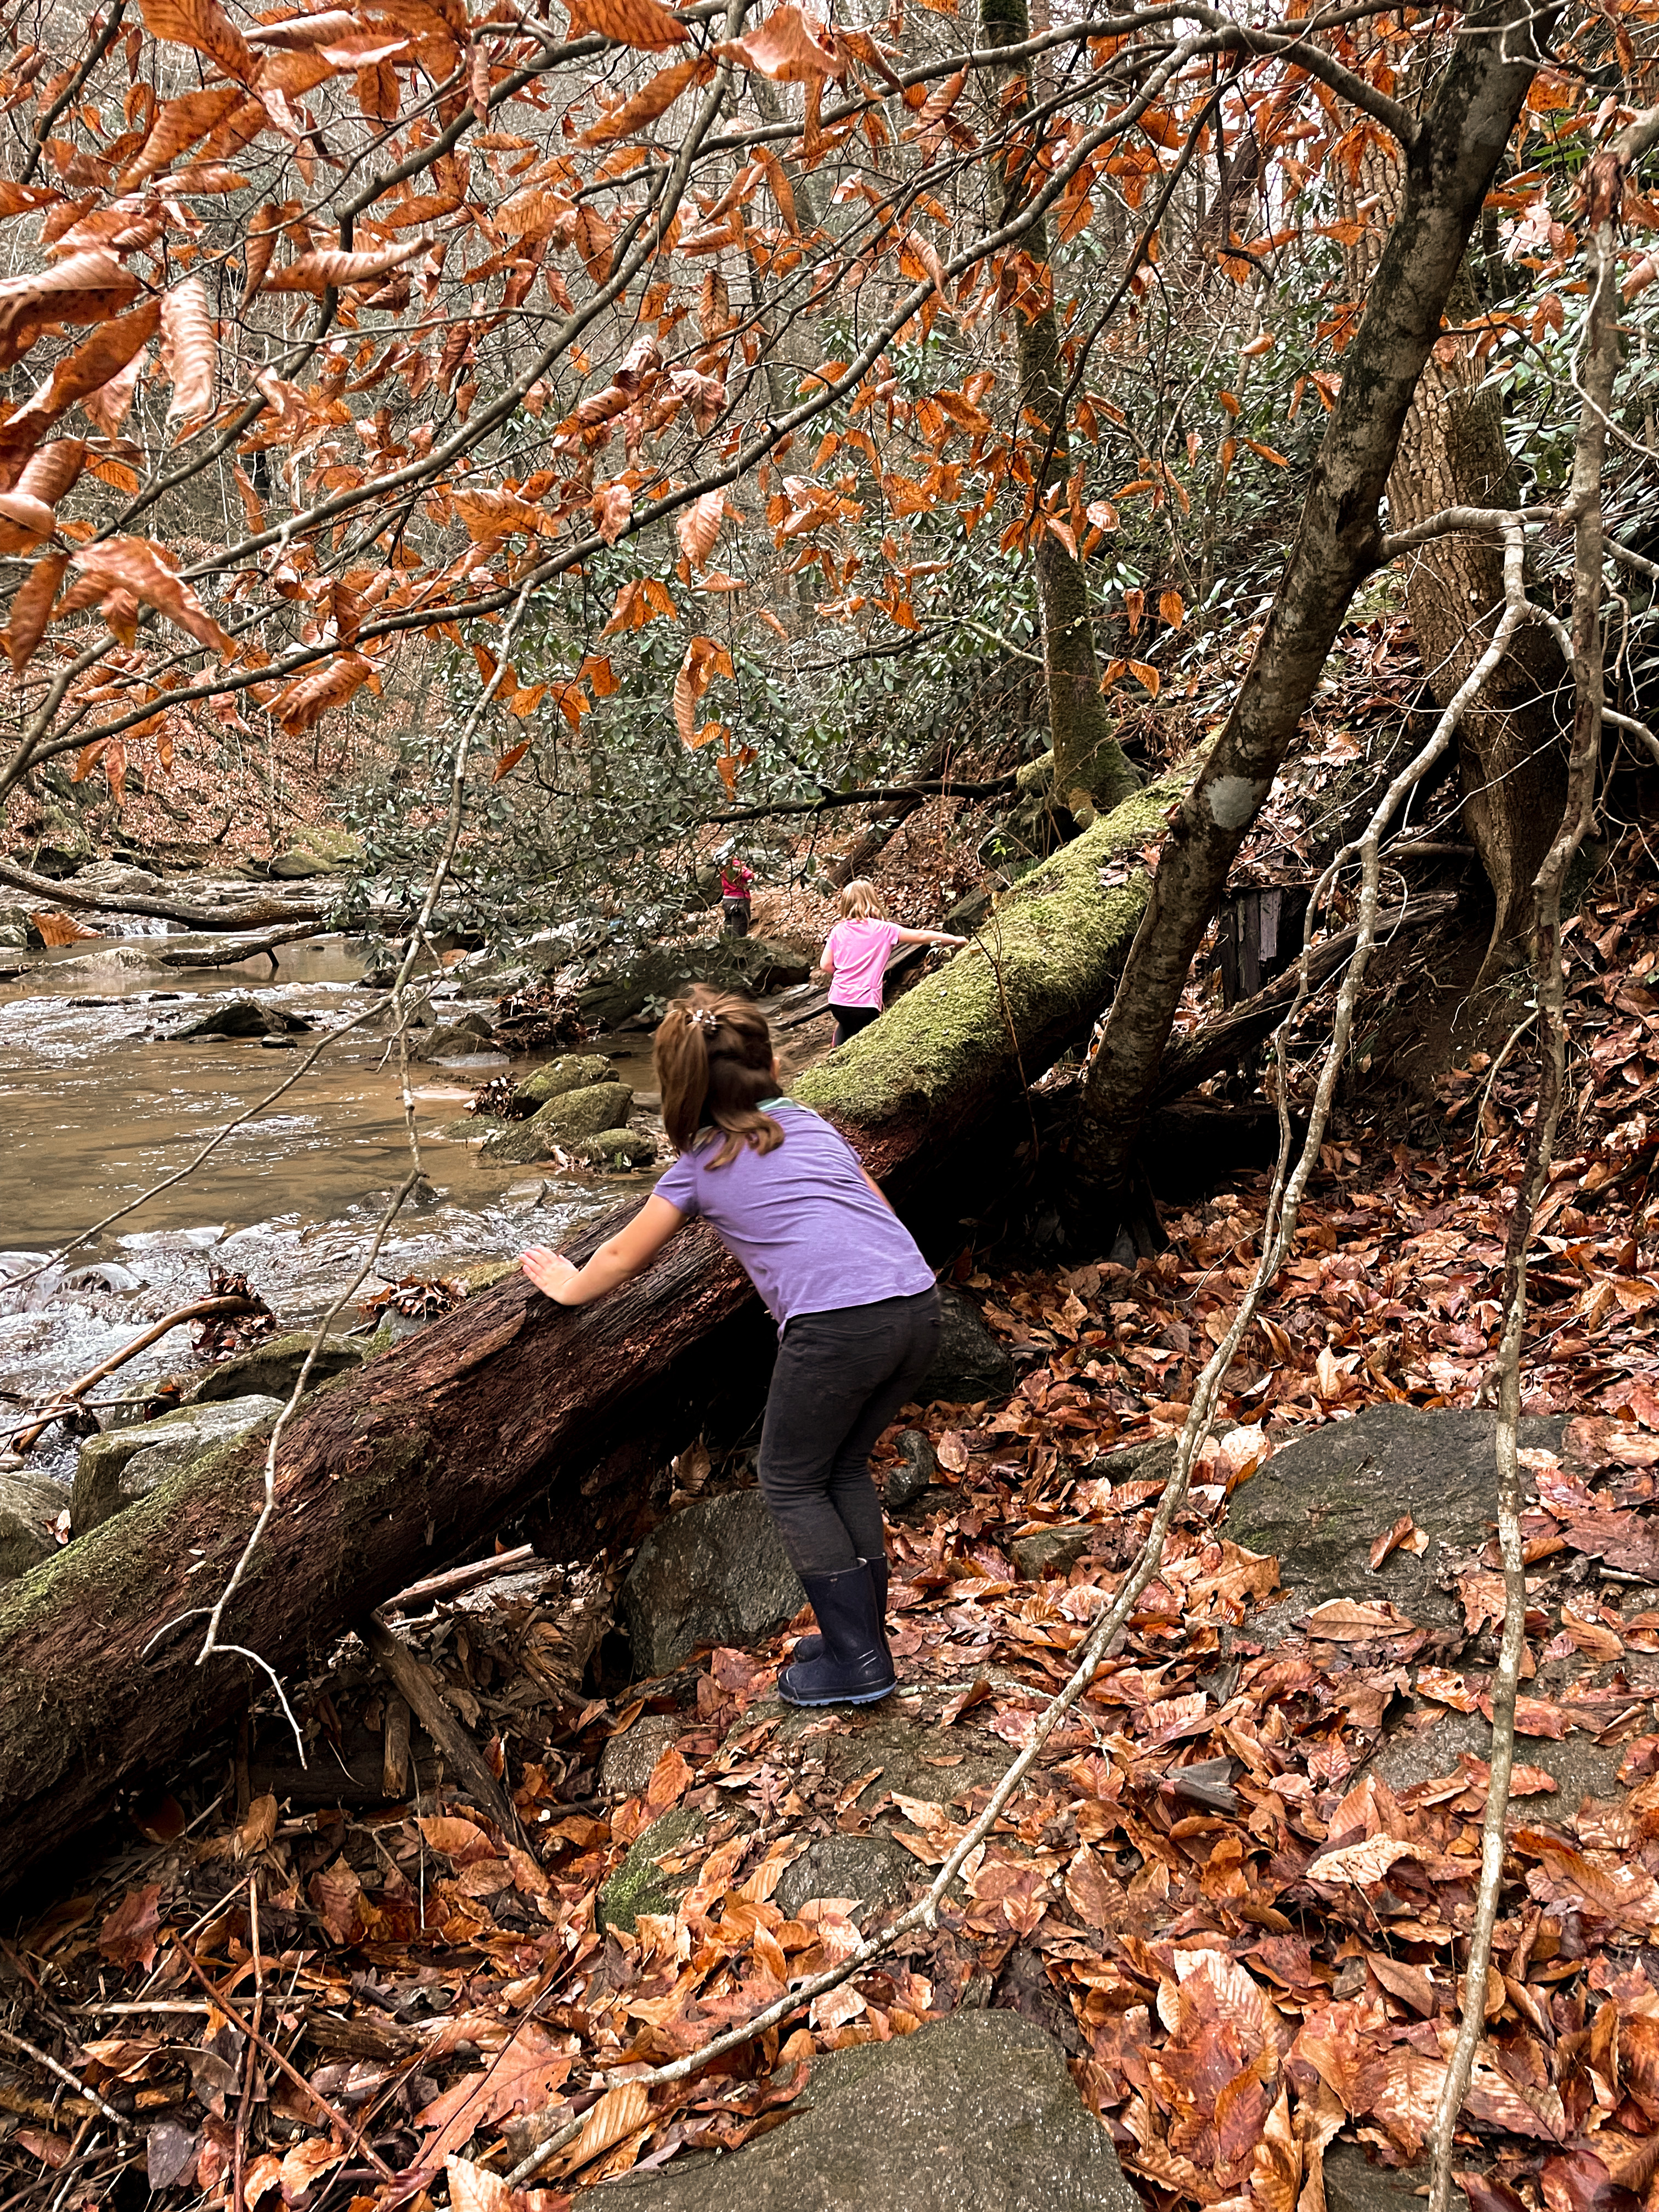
820, 879, 966, 1047
520, 986, 940, 1707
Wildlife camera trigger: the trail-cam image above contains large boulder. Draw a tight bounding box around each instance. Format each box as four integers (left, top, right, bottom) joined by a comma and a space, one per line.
268, 824, 362, 879
408, 1014, 499, 1062
1226, 1402, 1566, 1635
575, 1127, 657, 1169
916, 1288, 1015, 1407
577, 937, 811, 1029
0, 1469, 65, 1581
481, 1082, 634, 1166
183, 1333, 364, 1407
514, 1054, 612, 1110
72, 1396, 286, 1534
620, 1489, 803, 1678
604, 2011, 1138, 2212
170, 996, 313, 1041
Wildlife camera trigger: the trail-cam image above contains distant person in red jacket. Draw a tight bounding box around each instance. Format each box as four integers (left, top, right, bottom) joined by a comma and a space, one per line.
720, 853, 755, 938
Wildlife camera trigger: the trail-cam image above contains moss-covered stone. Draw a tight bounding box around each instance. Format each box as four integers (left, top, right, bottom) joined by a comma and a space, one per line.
455, 1256, 519, 1294
574, 1127, 656, 1167
0, 1470, 64, 1582
514, 1054, 612, 1109
596, 1805, 704, 1932
184, 1331, 364, 1407
480, 1082, 633, 1164
72, 1395, 287, 1534
794, 765, 1195, 1133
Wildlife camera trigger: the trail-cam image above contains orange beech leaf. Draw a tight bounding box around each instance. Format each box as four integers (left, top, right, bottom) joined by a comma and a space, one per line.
566, 0, 690, 49
558, 2078, 650, 2176
120, 83, 242, 184
0, 490, 55, 545
0, 250, 140, 372
159, 279, 216, 430
506, 683, 548, 720
591, 481, 633, 545
578, 53, 712, 142
71, 537, 232, 652
2, 551, 67, 673
493, 740, 533, 780
261, 239, 425, 295
579, 653, 619, 696
43, 300, 158, 434
910, 64, 965, 131
1127, 658, 1160, 697
675, 488, 724, 568
1158, 589, 1184, 628
674, 634, 732, 743
272, 651, 376, 735
715, 5, 843, 81
1245, 437, 1290, 467
1240, 331, 1276, 358
753, 608, 788, 640
246, 6, 357, 47
756, 144, 798, 231
139, 0, 257, 83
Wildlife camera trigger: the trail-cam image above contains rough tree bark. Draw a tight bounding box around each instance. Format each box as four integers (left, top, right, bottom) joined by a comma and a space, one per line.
1341, 127, 1566, 980
983, 0, 1139, 815
0, 772, 1188, 1897
1074, 0, 1550, 1218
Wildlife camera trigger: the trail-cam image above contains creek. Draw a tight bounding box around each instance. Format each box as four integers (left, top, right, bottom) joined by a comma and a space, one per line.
0, 931, 653, 1482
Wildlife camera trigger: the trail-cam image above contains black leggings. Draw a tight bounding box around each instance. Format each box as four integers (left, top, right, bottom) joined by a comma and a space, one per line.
758, 1288, 940, 1575
830, 1001, 881, 1047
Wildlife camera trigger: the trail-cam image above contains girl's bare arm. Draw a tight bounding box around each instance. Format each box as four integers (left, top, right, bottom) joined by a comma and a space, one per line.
521, 1194, 686, 1306
893, 928, 968, 947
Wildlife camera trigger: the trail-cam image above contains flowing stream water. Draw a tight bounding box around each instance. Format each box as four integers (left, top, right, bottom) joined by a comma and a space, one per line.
0, 931, 652, 1482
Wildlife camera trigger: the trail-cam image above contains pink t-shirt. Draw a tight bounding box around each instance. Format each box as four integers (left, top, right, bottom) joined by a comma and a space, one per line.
824, 918, 903, 1009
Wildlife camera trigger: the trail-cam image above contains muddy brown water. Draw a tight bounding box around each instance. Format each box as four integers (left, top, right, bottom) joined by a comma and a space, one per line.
1, 933, 655, 1480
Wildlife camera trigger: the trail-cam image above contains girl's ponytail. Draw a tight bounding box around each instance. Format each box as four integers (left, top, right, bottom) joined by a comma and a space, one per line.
654, 986, 783, 1167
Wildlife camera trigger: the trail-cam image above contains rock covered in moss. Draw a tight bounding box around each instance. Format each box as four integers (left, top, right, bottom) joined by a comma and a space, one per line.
574, 1127, 656, 1168
72, 1396, 286, 1535
0, 1470, 65, 1581
596, 1804, 705, 1933
514, 1053, 612, 1109
183, 1331, 364, 1407
480, 1082, 633, 1164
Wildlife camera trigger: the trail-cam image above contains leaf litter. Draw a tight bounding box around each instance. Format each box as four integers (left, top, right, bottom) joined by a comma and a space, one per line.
12, 871, 1659, 2207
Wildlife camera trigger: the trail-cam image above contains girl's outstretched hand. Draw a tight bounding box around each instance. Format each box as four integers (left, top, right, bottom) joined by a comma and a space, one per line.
521, 1245, 579, 1299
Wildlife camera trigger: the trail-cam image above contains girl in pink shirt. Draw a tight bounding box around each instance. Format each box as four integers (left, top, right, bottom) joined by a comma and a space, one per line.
820, 879, 966, 1046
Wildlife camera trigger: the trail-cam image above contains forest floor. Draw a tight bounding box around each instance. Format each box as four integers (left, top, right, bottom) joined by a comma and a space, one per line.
4, 832, 1659, 2209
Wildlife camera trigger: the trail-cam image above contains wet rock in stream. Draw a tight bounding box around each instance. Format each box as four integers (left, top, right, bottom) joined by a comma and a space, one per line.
0, 1468, 65, 1578
513, 1053, 612, 1109
481, 1081, 634, 1164
169, 995, 314, 1041
72, 1394, 286, 1534
180, 1330, 365, 1405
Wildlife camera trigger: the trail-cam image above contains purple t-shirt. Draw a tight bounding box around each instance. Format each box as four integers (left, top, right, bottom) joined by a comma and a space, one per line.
654, 1101, 934, 1330
824, 918, 904, 1009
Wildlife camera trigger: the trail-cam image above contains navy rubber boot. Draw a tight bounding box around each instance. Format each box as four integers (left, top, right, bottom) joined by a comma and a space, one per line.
778, 1563, 896, 1707
791, 1554, 889, 1667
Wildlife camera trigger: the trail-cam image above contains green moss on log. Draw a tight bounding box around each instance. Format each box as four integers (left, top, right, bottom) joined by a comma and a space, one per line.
795, 765, 1193, 1132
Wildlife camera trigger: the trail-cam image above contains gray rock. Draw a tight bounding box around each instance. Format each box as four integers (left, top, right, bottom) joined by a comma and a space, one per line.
577, 937, 811, 1030
1323, 2139, 1427, 2212
596, 1805, 705, 1932
1369, 1702, 1623, 1812
1013, 1525, 1097, 1581
1227, 1403, 1566, 1636
604, 2011, 1137, 2212
621, 1489, 804, 1678
408, 1014, 496, 1062
72, 1395, 285, 1534
268, 825, 361, 878
183, 1331, 363, 1406
599, 1714, 682, 1799
916, 1286, 1015, 1407
774, 1832, 914, 1922
885, 1429, 937, 1509
171, 996, 313, 1041
481, 1082, 634, 1165
574, 1127, 657, 1167
514, 1054, 612, 1109
0, 1469, 66, 1580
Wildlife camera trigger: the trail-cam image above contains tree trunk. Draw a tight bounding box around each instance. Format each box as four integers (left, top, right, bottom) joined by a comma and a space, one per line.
1342, 137, 1566, 981
982, 0, 1138, 815
0, 768, 1190, 1899
1072, 0, 1547, 1221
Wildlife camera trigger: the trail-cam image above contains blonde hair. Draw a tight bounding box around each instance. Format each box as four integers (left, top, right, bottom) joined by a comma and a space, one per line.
838, 878, 887, 921
654, 986, 782, 1168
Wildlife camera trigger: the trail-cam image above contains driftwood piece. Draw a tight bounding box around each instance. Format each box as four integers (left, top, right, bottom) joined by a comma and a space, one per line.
153, 923, 331, 970
362, 1613, 515, 1831
0, 854, 326, 932
11, 1294, 257, 1452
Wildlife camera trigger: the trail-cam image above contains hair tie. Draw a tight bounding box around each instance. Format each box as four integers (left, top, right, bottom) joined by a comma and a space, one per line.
689, 1007, 719, 1032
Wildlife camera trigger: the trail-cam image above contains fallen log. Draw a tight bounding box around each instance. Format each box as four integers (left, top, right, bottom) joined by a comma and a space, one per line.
0, 767, 1190, 1896
0, 854, 327, 933
152, 922, 332, 970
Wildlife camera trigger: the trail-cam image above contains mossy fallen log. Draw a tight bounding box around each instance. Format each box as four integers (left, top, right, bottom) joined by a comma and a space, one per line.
0, 766, 1192, 1898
